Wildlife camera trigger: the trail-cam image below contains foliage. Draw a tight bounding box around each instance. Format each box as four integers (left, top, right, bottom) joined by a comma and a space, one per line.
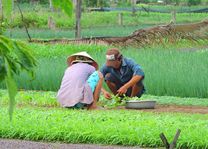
1, 41, 208, 98
188, 0, 202, 5
1, 89, 208, 107
83, 0, 110, 8
7, 10, 208, 29
51, 0, 73, 17
16, 0, 49, 4
2, 0, 12, 19
1, 0, 72, 120
0, 107, 208, 148
0, 36, 37, 119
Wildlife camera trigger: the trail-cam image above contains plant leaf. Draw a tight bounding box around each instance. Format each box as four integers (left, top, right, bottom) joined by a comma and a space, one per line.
52, 0, 73, 17
2, 0, 12, 19
4, 58, 17, 121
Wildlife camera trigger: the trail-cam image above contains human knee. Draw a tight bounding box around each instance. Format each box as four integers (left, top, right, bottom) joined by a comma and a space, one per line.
104, 73, 116, 83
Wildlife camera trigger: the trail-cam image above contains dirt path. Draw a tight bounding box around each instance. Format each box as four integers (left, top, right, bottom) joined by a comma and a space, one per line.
0, 139, 147, 149
124, 105, 208, 114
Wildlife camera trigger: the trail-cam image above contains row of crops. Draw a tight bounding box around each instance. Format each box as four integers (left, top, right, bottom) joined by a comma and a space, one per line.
1, 31, 208, 148
0, 40, 207, 98
5, 25, 152, 39
0, 106, 208, 148
1, 90, 208, 107
8, 11, 207, 28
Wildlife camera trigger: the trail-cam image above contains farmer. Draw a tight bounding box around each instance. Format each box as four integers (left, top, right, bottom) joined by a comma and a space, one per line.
101, 48, 145, 99
57, 51, 103, 110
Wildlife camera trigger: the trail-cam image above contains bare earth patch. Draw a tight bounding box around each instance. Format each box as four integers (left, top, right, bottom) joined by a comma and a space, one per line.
0, 139, 146, 149
123, 105, 208, 114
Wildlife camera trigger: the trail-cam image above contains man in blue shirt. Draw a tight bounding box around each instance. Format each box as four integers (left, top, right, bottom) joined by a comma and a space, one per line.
101, 48, 145, 99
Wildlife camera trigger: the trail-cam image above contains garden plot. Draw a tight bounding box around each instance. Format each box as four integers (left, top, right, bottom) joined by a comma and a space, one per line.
1, 90, 208, 114
0, 106, 208, 148
1, 29, 208, 148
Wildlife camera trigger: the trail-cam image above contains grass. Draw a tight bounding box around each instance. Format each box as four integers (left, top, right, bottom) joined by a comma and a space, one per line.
0, 106, 208, 148
8, 9, 208, 29
1, 40, 207, 98
1, 89, 208, 107
5, 25, 152, 39
138, 4, 208, 12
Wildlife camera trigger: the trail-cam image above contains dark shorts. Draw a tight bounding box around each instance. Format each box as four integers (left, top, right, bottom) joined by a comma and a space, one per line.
66, 102, 89, 109
105, 73, 145, 98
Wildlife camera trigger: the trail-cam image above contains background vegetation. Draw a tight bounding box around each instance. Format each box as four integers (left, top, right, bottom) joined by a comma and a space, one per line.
0, 40, 207, 98
0, 0, 207, 148
16, 0, 208, 7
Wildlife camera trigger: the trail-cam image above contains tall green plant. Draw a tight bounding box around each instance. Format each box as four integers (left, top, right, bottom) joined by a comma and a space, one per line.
2, 0, 12, 19
0, 36, 37, 120
0, 0, 72, 119
1, 0, 37, 120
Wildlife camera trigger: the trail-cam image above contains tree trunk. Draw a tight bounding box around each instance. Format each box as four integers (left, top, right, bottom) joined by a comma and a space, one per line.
118, 13, 123, 26
10, 0, 15, 38
171, 10, 176, 24
75, 0, 82, 38
0, 0, 3, 19
49, 0, 54, 12
131, 0, 137, 16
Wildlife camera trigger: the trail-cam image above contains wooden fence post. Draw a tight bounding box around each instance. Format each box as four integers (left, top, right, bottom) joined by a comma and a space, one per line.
118, 13, 123, 26
171, 10, 176, 24
75, 0, 82, 39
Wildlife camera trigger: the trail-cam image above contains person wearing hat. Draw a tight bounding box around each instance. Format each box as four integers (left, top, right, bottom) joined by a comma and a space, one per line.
57, 51, 103, 110
101, 48, 145, 99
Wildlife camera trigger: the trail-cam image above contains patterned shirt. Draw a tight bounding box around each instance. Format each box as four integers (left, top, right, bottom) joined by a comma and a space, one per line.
101, 57, 145, 84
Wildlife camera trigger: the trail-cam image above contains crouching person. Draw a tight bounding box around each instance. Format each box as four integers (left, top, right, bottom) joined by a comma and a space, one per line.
57, 51, 103, 110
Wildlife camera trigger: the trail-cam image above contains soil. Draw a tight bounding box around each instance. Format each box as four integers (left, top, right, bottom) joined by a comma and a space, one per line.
123, 104, 208, 114
0, 139, 147, 149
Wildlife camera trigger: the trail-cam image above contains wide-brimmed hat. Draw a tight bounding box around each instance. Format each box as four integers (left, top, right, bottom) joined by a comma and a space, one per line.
67, 51, 98, 70
105, 48, 122, 68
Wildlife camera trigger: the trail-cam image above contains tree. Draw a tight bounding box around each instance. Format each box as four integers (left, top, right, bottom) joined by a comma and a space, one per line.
0, 35, 37, 120
51, 0, 73, 17
0, 0, 37, 120
75, 0, 81, 38
51, 0, 80, 39
0, 0, 72, 120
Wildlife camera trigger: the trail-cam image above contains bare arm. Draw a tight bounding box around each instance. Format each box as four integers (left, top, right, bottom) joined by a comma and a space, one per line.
117, 75, 143, 95
101, 88, 112, 99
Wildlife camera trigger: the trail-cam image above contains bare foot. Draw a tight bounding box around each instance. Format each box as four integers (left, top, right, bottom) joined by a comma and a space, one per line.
88, 105, 104, 110
88, 104, 98, 110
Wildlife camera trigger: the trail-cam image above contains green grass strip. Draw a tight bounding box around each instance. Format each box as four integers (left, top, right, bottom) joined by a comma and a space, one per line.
1, 90, 208, 107
0, 107, 208, 148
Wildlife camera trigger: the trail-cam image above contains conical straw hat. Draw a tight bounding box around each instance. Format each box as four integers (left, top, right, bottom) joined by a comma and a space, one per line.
67, 51, 98, 70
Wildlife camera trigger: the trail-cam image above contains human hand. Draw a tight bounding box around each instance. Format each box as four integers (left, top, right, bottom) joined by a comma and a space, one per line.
117, 86, 128, 95
103, 91, 112, 99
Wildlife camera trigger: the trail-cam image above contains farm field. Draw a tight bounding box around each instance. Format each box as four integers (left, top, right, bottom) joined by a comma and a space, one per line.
1, 104, 208, 148
1, 89, 208, 107
0, 40, 208, 148
7, 3, 207, 28
5, 25, 152, 39
1, 41, 208, 98
1, 1, 208, 148
8, 10, 208, 29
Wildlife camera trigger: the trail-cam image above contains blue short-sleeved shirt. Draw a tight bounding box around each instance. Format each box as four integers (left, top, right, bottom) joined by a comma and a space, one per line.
100, 57, 145, 84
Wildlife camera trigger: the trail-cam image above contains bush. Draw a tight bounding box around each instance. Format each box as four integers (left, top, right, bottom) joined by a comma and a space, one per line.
18, 0, 48, 5
188, 0, 201, 5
